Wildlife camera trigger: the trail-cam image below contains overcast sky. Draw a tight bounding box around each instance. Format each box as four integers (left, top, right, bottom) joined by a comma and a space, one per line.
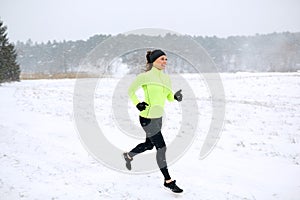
1, 0, 300, 43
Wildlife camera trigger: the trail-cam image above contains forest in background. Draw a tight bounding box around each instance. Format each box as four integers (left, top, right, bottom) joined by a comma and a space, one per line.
15, 32, 300, 77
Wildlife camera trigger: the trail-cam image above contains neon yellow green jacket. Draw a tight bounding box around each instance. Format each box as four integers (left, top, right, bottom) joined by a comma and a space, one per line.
128, 67, 174, 118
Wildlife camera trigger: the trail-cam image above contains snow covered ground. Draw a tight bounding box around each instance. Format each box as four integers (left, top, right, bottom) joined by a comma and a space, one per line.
0, 73, 300, 200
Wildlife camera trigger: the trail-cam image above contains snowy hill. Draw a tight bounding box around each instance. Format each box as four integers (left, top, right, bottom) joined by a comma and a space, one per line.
0, 73, 299, 200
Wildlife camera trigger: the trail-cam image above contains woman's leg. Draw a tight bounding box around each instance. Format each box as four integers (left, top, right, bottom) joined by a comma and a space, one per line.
127, 116, 155, 158
128, 137, 154, 158
140, 116, 171, 180
149, 130, 171, 180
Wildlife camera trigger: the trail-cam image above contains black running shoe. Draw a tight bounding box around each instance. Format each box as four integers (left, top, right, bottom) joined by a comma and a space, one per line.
123, 153, 133, 170
164, 180, 183, 193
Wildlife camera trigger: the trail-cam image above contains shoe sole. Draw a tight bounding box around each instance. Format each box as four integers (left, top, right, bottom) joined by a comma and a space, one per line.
163, 186, 184, 194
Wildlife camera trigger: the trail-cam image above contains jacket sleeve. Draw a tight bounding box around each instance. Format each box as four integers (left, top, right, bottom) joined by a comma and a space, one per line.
167, 91, 174, 102
128, 74, 144, 105
166, 76, 175, 102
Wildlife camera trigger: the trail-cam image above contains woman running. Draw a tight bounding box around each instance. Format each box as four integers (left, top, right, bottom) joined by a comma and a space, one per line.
123, 49, 183, 193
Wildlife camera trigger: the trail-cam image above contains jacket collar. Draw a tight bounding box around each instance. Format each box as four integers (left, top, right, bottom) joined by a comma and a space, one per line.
150, 66, 163, 75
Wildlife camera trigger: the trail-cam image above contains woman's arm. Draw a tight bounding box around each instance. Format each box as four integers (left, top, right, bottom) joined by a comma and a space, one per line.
166, 76, 175, 102
128, 74, 144, 105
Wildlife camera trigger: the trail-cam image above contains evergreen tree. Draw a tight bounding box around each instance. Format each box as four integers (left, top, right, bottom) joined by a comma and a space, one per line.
0, 20, 20, 83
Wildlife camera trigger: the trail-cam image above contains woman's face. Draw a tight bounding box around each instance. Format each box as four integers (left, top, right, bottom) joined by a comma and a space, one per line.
153, 55, 167, 70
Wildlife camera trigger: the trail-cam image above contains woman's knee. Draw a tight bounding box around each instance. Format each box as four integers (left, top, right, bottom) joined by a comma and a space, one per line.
145, 142, 154, 150
156, 145, 167, 153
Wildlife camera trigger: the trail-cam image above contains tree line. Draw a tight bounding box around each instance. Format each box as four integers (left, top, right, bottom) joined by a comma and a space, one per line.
15, 32, 300, 75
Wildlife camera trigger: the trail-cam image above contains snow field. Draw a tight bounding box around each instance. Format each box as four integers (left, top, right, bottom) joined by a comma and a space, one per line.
0, 73, 299, 199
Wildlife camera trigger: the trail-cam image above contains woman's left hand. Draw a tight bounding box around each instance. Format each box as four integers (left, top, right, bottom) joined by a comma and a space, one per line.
174, 89, 183, 102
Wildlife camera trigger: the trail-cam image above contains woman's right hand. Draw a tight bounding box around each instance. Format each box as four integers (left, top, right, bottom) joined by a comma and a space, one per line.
136, 102, 149, 111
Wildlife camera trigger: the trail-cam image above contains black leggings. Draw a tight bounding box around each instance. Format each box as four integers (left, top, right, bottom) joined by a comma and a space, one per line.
128, 116, 171, 180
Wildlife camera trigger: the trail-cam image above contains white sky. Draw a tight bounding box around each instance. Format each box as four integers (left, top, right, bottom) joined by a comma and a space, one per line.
1, 0, 300, 42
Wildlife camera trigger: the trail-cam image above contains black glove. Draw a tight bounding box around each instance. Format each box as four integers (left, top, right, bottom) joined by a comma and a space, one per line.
174, 89, 183, 102
136, 102, 149, 111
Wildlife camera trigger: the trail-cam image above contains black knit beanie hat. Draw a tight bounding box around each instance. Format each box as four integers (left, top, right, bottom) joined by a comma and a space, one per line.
146, 49, 166, 63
